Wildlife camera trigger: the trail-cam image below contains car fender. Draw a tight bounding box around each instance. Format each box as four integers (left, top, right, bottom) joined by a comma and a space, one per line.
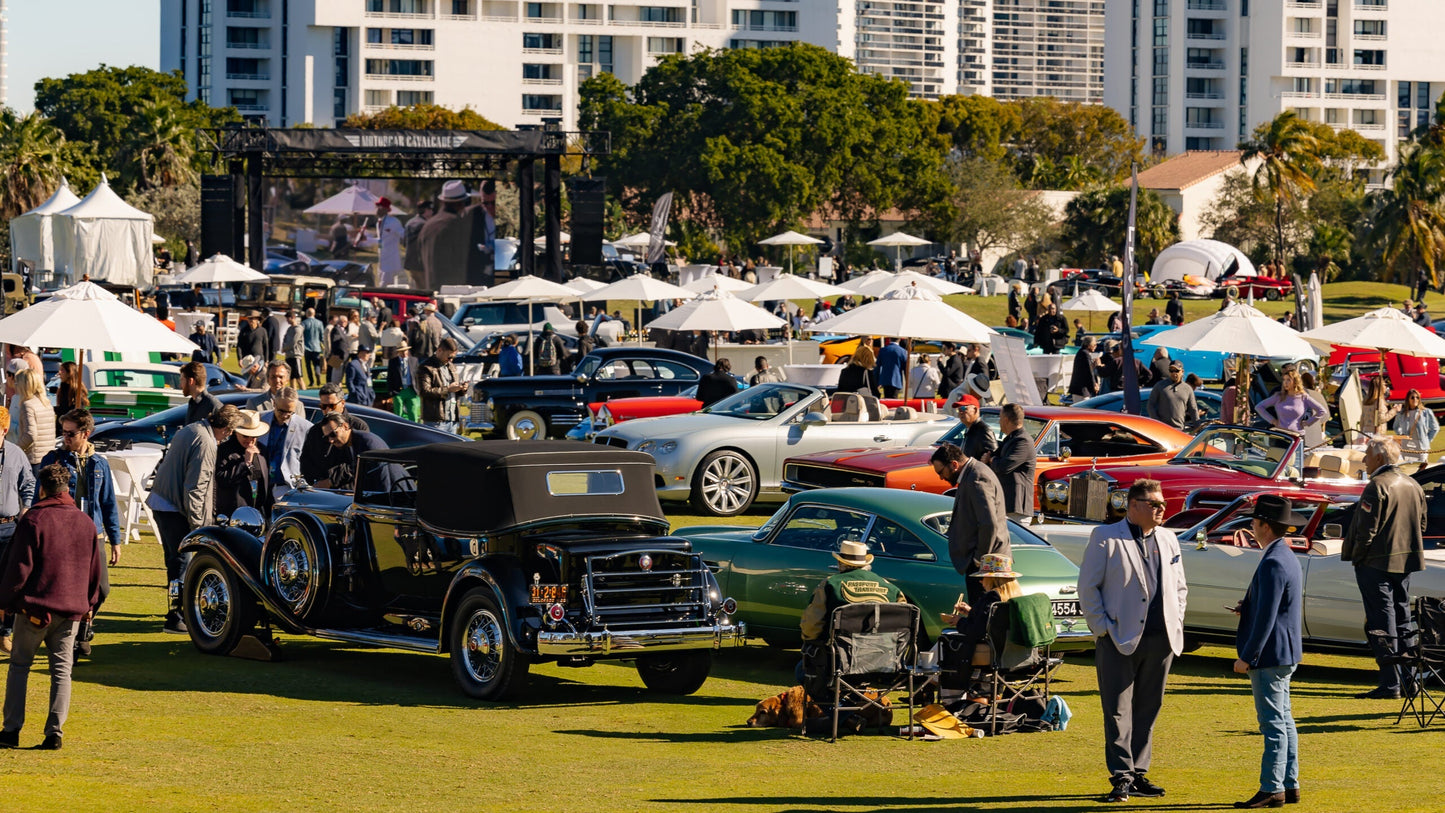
178, 525, 310, 635
439, 557, 537, 656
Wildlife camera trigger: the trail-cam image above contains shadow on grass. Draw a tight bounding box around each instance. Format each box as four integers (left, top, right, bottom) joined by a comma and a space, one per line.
555, 725, 798, 744
644, 794, 1227, 812
71, 638, 759, 711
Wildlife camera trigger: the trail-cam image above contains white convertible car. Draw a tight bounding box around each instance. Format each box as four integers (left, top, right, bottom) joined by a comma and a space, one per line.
593, 383, 957, 516
1031, 491, 1445, 650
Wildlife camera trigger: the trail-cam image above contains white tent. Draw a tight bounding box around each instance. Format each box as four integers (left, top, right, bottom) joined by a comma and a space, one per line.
1150, 239, 1257, 285
54, 176, 155, 288
9, 179, 81, 274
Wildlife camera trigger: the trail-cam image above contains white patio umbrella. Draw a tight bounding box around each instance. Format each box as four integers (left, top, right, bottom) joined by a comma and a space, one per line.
174, 253, 268, 284
644, 288, 786, 359
588, 273, 699, 344
303, 185, 405, 215
804, 284, 995, 396
866, 231, 932, 271
1141, 302, 1318, 424
758, 230, 824, 275
739, 274, 851, 303
1299, 306, 1445, 358
1060, 288, 1117, 331
854, 269, 972, 299
612, 232, 675, 249
533, 230, 571, 247
0, 280, 200, 356
564, 277, 607, 294
839, 268, 894, 294
478, 275, 583, 375
681, 274, 753, 294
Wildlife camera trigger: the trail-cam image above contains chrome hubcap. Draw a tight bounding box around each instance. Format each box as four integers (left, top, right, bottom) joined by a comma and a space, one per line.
273, 538, 311, 607
701, 455, 754, 513
463, 609, 504, 683
195, 569, 230, 637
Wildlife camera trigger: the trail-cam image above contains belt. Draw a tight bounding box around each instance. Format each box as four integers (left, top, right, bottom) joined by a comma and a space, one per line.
0, 516, 16, 524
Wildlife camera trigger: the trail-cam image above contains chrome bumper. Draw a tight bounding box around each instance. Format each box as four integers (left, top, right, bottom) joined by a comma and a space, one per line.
536, 620, 746, 658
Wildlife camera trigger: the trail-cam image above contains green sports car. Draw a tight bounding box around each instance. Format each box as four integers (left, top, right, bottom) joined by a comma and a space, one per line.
673, 488, 1093, 649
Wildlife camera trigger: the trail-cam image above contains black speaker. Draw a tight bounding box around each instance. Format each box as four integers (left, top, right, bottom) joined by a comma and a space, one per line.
568, 177, 606, 266
200, 174, 239, 260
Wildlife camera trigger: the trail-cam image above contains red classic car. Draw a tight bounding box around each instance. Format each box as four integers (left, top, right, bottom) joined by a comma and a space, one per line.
1215, 275, 1295, 301
1036, 425, 1369, 522
781, 406, 1193, 497
1328, 346, 1445, 416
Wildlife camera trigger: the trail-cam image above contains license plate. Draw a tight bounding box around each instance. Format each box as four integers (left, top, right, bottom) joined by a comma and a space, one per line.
1051, 600, 1083, 618
530, 584, 568, 604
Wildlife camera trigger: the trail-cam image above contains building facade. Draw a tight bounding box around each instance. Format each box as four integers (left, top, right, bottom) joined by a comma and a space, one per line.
160, 0, 1106, 128
1105, 0, 1444, 168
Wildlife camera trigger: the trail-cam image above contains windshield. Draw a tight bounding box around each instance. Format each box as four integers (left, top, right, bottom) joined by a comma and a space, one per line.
701, 383, 816, 420
1173, 426, 1296, 478
937, 412, 1047, 447
922, 513, 1048, 547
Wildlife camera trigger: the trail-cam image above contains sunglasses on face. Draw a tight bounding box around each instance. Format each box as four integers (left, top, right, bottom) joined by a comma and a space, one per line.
1133, 498, 1167, 509
322, 430, 340, 441
319, 401, 342, 411
62, 429, 86, 438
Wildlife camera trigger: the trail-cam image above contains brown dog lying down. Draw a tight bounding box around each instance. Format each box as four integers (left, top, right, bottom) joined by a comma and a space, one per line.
747, 686, 893, 730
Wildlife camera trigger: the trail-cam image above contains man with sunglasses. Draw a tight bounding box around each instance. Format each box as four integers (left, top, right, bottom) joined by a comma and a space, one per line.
313, 414, 387, 491
299, 384, 370, 486
952, 394, 997, 464
41, 409, 119, 658
260, 388, 313, 503
1078, 478, 1189, 804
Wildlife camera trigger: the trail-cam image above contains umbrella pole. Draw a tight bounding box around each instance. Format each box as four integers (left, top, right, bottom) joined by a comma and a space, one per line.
528, 302, 534, 376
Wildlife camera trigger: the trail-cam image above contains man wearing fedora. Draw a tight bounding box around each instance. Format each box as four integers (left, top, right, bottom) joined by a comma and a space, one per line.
213, 410, 273, 519
1077, 478, 1188, 804
417, 181, 473, 291
1230, 495, 1304, 809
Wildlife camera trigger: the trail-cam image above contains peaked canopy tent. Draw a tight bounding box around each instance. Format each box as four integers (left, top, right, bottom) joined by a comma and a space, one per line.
1150, 239, 1257, 285
53, 176, 155, 288
9, 179, 81, 276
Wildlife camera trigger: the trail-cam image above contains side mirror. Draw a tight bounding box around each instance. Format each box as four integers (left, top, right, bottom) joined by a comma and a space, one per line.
576, 374, 588, 383
1323, 523, 1342, 540
462, 318, 475, 326
802, 412, 827, 428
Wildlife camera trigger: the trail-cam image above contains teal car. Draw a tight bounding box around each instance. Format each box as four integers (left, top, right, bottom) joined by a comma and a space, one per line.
674, 488, 1092, 649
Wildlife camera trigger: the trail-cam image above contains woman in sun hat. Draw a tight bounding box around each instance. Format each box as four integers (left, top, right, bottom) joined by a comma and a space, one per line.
213, 409, 272, 518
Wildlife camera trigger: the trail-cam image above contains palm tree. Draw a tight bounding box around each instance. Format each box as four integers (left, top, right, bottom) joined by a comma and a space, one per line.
1240, 112, 1321, 267
0, 110, 68, 220
119, 100, 197, 192
1367, 142, 1445, 288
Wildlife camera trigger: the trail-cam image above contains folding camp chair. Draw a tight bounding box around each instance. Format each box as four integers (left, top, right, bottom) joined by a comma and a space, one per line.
1375, 595, 1445, 728
975, 593, 1060, 735
801, 602, 921, 742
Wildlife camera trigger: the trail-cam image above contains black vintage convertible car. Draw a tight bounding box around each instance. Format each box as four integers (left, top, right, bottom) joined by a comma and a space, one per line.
175, 441, 743, 700
468, 346, 715, 440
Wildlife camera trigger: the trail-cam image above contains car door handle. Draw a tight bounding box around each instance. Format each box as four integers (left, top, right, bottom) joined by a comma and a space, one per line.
873, 435, 890, 443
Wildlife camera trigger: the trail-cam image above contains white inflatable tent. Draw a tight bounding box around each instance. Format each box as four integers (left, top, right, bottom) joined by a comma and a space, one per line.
1150, 239, 1257, 285
54, 176, 155, 288
9, 179, 81, 275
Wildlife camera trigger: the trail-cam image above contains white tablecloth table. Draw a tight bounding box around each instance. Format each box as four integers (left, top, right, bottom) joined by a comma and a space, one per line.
172, 312, 215, 334
101, 446, 165, 542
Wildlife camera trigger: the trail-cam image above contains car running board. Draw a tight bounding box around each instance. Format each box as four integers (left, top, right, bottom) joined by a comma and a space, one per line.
311, 628, 438, 654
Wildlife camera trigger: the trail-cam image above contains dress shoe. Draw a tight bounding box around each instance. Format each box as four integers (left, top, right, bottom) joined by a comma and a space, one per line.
0, 729, 17, 748
1285, 788, 1300, 804
1102, 777, 1132, 803
1233, 791, 1285, 808
38, 734, 62, 751
163, 616, 188, 635
1354, 687, 1401, 699
0, 633, 10, 654
1131, 775, 1166, 797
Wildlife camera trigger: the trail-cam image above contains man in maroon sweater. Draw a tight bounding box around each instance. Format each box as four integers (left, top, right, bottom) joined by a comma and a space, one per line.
0, 464, 106, 751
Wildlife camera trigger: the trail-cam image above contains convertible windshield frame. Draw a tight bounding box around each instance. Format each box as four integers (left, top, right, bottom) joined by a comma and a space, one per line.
699, 383, 818, 421
1170, 425, 1299, 479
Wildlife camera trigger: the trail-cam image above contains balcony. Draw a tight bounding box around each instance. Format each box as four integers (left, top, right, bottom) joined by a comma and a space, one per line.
1284, 60, 1321, 69
364, 41, 436, 50
1186, 31, 1227, 41
1281, 90, 1318, 98
1185, 60, 1226, 70
364, 10, 434, 19
1352, 62, 1387, 70
364, 73, 434, 81
524, 14, 564, 22
1186, 120, 1226, 129
1325, 91, 1386, 100
1285, 0, 1322, 7
521, 46, 564, 55
225, 72, 271, 81
1350, 121, 1386, 131
616, 19, 686, 27
731, 23, 798, 32
1354, 0, 1387, 9
1186, 91, 1226, 99
1187, 0, 1226, 8
1287, 30, 1322, 38
482, 14, 518, 21
225, 40, 271, 50
522, 77, 564, 85
570, 16, 603, 24
1355, 34, 1387, 41
231, 103, 270, 112
441, 11, 478, 19
227, 10, 271, 18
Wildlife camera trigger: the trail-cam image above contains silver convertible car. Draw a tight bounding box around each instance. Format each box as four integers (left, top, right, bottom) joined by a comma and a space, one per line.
592, 383, 957, 516
1031, 491, 1445, 651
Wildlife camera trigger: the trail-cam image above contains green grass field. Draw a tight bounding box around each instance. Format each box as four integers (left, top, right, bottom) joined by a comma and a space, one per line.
1, 506, 1441, 812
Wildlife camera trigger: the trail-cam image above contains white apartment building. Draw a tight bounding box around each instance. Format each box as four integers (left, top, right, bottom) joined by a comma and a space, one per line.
158, 0, 1106, 128
1104, 0, 1444, 168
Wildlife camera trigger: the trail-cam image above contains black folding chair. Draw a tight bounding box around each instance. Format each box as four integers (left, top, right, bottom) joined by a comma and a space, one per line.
801, 602, 921, 742
975, 593, 1060, 735
1375, 596, 1445, 728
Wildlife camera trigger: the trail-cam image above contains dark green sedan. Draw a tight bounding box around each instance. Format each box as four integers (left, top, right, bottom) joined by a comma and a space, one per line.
674, 488, 1092, 649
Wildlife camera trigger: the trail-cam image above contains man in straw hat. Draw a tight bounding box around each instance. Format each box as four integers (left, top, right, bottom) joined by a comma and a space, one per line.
1077, 478, 1188, 803
799, 540, 908, 645
1229, 495, 1304, 809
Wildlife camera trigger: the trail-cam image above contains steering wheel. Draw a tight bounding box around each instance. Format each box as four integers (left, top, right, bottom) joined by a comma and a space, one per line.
1231, 529, 1261, 549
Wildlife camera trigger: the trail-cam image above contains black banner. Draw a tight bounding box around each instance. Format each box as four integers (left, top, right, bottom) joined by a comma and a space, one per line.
258, 129, 546, 154
568, 177, 606, 267
200, 174, 239, 260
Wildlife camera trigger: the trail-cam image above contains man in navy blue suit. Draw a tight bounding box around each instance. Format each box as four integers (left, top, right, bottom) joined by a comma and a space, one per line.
1230, 495, 1304, 809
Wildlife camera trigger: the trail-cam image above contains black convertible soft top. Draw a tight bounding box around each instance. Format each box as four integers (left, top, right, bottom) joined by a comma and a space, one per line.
361, 440, 666, 535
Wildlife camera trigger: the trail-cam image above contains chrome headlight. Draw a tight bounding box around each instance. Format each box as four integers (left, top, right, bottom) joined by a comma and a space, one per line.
1044, 481, 1069, 503
637, 439, 677, 455
1109, 490, 1128, 511
597, 405, 614, 428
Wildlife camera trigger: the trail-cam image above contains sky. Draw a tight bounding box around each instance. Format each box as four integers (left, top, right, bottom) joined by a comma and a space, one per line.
7, 0, 160, 113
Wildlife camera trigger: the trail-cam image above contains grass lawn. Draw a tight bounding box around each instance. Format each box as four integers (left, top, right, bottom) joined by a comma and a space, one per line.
1, 505, 1440, 812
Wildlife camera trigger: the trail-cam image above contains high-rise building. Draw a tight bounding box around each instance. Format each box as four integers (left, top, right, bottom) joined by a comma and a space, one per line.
1105, 0, 1443, 168
159, 0, 1107, 127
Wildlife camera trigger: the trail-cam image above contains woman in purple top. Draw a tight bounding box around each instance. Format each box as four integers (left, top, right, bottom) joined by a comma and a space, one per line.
1255, 368, 1328, 435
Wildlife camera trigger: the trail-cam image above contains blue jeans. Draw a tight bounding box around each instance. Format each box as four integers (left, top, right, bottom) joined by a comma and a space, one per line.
1249, 665, 1299, 794
1355, 564, 1413, 692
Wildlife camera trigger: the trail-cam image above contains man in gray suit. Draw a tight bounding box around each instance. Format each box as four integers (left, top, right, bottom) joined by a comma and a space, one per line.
929, 443, 1010, 604
260, 387, 313, 505
1343, 437, 1427, 699
245, 361, 292, 413
992, 403, 1036, 520
1077, 478, 1188, 803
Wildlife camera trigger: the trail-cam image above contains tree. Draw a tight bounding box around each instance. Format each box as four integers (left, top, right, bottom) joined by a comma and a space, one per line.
1364, 142, 1445, 287
342, 103, 505, 130
1010, 98, 1145, 190
127, 183, 201, 250
1239, 112, 1321, 268
118, 100, 197, 191
33, 65, 239, 193
912, 156, 1056, 258
1060, 186, 1179, 272
0, 110, 69, 220
931, 94, 1019, 165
